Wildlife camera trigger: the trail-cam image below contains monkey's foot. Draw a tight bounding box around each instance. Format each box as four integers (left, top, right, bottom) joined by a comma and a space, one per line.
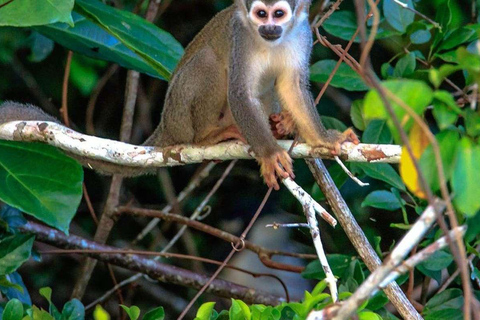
259, 150, 294, 190
327, 128, 360, 155
270, 111, 296, 139
197, 125, 247, 145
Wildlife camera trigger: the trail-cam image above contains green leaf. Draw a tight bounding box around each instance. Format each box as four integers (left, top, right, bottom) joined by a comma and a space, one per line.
28, 32, 55, 63
418, 250, 453, 271
0, 206, 26, 234
363, 80, 433, 143
465, 109, 480, 137
432, 102, 458, 130
351, 100, 366, 131
310, 60, 368, 91
393, 53, 416, 78
0, 0, 73, 27
120, 306, 140, 320
229, 300, 250, 320
0, 272, 31, 305
40, 287, 61, 319
30, 306, 54, 320
424, 309, 464, 320
419, 130, 459, 192
0, 235, 34, 275
362, 191, 402, 211
74, 0, 184, 80
451, 137, 480, 216
424, 289, 464, 313
354, 163, 406, 191
194, 303, 215, 320
383, 0, 415, 33
322, 11, 399, 43
410, 29, 432, 45
144, 306, 165, 320
2, 299, 23, 320
362, 119, 393, 144
365, 292, 389, 311
0, 141, 83, 233
358, 311, 382, 320
438, 27, 478, 51
302, 254, 352, 280
93, 305, 110, 320
62, 299, 85, 320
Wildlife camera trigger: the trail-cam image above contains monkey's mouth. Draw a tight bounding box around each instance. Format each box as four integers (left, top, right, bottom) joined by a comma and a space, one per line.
260, 33, 281, 41
258, 25, 282, 41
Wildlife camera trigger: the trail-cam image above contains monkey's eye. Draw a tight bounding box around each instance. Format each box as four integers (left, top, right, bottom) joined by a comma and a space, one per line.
274, 10, 285, 18
256, 10, 267, 18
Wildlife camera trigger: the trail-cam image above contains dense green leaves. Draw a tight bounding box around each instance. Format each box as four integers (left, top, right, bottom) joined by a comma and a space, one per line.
0, 0, 73, 27
0, 235, 34, 275
363, 80, 433, 143
143, 307, 165, 320
310, 60, 368, 91
36, 0, 183, 80
74, 0, 183, 80
0, 141, 83, 233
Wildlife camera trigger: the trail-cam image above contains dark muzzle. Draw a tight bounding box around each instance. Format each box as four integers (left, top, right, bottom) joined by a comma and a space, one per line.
258, 25, 282, 41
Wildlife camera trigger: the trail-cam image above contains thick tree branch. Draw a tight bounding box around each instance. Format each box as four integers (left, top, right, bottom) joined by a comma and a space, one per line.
20, 221, 285, 305
0, 120, 401, 166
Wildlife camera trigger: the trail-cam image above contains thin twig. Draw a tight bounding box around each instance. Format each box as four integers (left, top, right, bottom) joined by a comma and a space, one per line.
333, 156, 369, 187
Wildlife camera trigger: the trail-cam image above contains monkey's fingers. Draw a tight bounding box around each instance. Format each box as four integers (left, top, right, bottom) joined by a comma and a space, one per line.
276, 152, 295, 179
343, 128, 360, 144
260, 163, 280, 190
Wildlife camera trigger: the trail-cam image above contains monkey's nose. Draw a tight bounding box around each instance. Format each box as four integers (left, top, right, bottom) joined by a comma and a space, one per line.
258, 25, 283, 41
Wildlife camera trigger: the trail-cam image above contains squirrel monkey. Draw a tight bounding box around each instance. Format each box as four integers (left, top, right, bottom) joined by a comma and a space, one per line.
0, 0, 359, 190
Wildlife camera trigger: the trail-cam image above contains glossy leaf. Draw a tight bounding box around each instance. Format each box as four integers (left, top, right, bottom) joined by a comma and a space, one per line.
451, 137, 480, 216
143, 307, 165, 320
0, 141, 83, 233
0, 0, 73, 27
438, 26, 478, 51
93, 305, 110, 320
351, 100, 366, 131
0, 234, 34, 275
120, 305, 140, 320
362, 191, 402, 211
2, 299, 23, 320
74, 0, 184, 80
363, 80, 433, 143
424, 289, 464, 314
310, 60, 368, 91
322, 11, 399, 43
383, 0, 415, 33
418, 250, 453, 271
362, 119, 393, 144
62, 299, 85, 320
194, 303, 215, 320
393, 53, 416, 78
0, 272, 31, 305
419, 130, 459, 192
354, 163, 406, 191
229, 299, 250, 320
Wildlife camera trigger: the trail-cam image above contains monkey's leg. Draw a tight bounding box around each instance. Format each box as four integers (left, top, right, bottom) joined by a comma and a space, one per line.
196, 124, 247, 145
269, 111, 296, 138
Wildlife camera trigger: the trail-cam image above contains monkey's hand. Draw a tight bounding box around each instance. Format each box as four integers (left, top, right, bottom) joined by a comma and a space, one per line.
320, 128, 360, 155
259, 150, 294, 190
270, 111, 296, 139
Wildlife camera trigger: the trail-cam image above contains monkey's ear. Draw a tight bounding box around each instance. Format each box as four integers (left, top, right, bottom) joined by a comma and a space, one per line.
235, 0, 248, 13
295, 0, 310, 17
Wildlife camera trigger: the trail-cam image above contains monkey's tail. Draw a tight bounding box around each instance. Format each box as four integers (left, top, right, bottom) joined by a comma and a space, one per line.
0, 101, 156, 177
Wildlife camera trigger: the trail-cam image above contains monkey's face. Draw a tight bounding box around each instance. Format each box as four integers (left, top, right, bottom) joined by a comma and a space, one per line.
247, 0, 293, 42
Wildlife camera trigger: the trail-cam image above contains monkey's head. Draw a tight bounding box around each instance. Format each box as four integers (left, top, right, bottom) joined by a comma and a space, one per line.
240, 0, 309, 42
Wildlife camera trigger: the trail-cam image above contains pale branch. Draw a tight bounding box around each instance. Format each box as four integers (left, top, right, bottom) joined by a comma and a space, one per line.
0, 120, 401, 167
19, 221, 285, 305
333, 199, 446, 320
282, 177, 337, 227
306, 159, 422, 319
305, 205, 338, 301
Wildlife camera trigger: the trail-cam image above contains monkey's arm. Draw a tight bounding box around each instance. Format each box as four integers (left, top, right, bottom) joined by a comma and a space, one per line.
276, 68, 359, 154
228, 55, 293, 190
